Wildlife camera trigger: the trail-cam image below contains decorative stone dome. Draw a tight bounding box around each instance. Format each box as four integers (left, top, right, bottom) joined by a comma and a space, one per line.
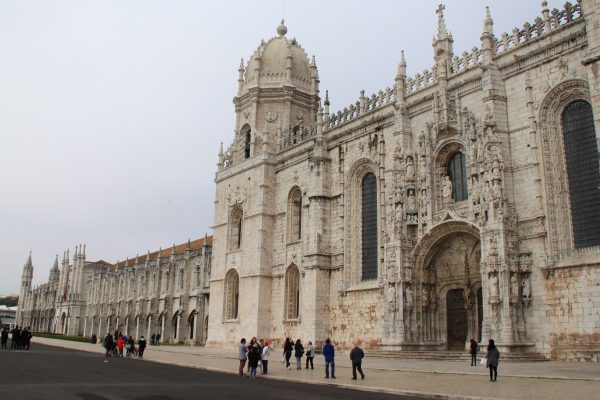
241, 20, 314, 94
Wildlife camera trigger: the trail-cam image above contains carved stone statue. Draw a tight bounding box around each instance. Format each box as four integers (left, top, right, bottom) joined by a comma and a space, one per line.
421, 285, 429, 306
522, 275, 531, 299
510, 274, 519, 298
488, 273, 499, 297
407, 190, 416, 210
483, 181, 492, 202
387, 285, 396, 303
492, 180, 502, 202
442, 175, 453, 202
471, 176, 480, 204
406, 157, 415, 178
405, 285, 414, 307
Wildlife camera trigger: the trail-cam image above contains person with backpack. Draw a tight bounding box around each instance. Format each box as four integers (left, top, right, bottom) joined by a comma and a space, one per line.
305, 341, 314, 369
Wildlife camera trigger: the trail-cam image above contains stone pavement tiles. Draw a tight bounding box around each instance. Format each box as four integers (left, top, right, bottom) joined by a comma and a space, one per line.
32, 337, 600, 400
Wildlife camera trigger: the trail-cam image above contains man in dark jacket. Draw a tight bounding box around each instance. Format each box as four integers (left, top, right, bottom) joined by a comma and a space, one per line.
349, 343, 365, 380
322, 338, 336, 379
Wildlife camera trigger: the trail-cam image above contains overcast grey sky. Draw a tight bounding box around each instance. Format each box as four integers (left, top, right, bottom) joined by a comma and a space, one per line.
0, 0, 564, 295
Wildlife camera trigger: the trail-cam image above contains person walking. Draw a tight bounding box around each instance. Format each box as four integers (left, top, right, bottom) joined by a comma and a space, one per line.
485, 339, 500, 382
322, 338, 336, 379
116, 334, 124, 357
349, 343, 365, 380
469, 338, 478, 367
283, 337, 293, 370
1, 328, 8, 349
261, 341, 270, 375
103, 332, 114, 357
138, 336, 147, 358
294, 339, 304, 370
305, 341, 314, 369
247, 339, 261, 379
238, 338, 247, 376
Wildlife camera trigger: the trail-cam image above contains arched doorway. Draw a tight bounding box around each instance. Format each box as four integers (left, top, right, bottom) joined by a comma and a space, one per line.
187, 311, 196, 342
412, 221, 482, 350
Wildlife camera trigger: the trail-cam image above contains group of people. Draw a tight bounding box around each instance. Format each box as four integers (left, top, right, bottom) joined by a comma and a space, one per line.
470, 338, 501, 382
103, 331, 146, 359
238, 337, 270, 379
149, 333, 161, 346
237, 337, 366, 381
1, 326, 32, 350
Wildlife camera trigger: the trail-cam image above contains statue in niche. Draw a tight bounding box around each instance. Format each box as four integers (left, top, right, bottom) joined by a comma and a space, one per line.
488, 273, 499, 297
394, 143, 403, 170
419, 156, 427, 178
442, 175, 453, 202
405, 285, 414, 308
387, 284, 396, 303
407, 190, 416, 210
521, 276, 531, 299
429, 285, 437, 308
510, 274, 519, 298
471, 176, 480, 204
483, 181, 492, 202
406, 157, 415, 178
421, 285, 429, 306
492, 180, 503, 203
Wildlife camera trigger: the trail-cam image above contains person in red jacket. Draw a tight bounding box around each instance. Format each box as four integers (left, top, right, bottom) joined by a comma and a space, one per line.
116, 334, 124, 357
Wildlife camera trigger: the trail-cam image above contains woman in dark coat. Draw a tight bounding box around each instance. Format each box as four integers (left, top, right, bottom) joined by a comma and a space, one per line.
485, 339, 500, 382
283, 337, 293, 370
247, 339, 261, 379
294, 339, 304, 370
469, 338, 478, 366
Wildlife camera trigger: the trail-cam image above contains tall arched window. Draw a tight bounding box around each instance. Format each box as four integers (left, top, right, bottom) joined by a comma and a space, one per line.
229, 207, 243, 250
561, 100, 600, 248
245, 132, 251, 158
361, 172, 378, 281
284, 265, 300, 319
288, 187, 302, 242
448, 152, 468, 201
224, 269, 239, 320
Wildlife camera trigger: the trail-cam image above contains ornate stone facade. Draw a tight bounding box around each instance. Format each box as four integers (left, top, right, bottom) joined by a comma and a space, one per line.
208, 1, 600, 360
17, 237, 212, 344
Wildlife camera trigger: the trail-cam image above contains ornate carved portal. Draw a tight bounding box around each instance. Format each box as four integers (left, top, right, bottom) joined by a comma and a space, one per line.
414, 226, 481, 350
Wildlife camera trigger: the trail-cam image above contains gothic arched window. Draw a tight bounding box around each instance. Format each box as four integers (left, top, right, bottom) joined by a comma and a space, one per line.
284, 265, 300, 319
224, 269, 239, 320
361, 172, 378, 281
229, 206, 243, 251
287, 187, 302, 242
448, 152, 468, 201
561, 100, 600, 248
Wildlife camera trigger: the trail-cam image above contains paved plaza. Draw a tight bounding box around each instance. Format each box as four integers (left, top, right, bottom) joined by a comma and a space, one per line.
0, 342, 418, 400
25, 337, 600, 399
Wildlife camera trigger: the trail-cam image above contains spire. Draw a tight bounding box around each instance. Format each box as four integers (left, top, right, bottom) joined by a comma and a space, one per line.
481, 6, 495, 63
277, 19, 287, 37
483, 6, 493, 35
83, 243, 86, 259
237, 58, 245, 95
187, 238, 191, 250
53, 254, 59, 270
436, 4, 449, 40
396, 50, 407, 78
171, 243, 176, 255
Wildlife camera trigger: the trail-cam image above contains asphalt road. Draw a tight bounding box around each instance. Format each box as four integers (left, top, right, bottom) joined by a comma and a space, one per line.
0, 343, 429, 400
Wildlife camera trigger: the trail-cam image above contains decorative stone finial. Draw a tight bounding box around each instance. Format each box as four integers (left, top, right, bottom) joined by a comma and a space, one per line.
277, 19, 287, 36
436, 4, 448, 39
324, 90, 330, 106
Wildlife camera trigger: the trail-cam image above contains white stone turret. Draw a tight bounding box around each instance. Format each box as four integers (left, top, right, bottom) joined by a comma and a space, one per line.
16, 252, 34, 324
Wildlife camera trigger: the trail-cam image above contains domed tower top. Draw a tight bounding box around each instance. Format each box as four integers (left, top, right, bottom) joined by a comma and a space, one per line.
239, 20, 317, 96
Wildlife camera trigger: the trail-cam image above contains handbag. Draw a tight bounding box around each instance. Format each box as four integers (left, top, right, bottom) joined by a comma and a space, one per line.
480, 357, 487, 366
